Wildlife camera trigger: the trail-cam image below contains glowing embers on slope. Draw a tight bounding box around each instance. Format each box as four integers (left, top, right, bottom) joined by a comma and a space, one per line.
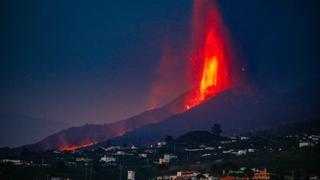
185, 0, 232, 110
59, 141, 96, 152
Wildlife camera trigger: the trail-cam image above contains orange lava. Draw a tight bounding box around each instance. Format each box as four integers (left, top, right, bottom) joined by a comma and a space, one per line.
185, 0, 232, 109
59, 141, 96, 151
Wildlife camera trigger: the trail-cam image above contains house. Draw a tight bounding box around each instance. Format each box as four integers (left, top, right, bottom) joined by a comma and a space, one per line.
157, 141, 167, 147
139, 153, 148, 158
252, 169, 270, 180
176, 170, 199, 179
115, 151, 133, 155
185, 148, 203, 152
164, 154, 177, 163
240, 136, 249, 140
221, 176, 249, 180
309, 135, 320, 141
51, 177, 63, 180
159, 154, 178, 164
75, 157, 92, 162
234, 150, 247, 156
51, 177, 72, 180
159, 158, 166, 164
157, 175, 174, 180
222, 149, 233, 154
299, 141, 314, 148
201, 153, 211, 157
0, 159, 24, 165
104, 146, 121, 151
100, 155, 116, 163
128, 170, 135, 180
204, 146, 215, 150
248, 148, 256, 153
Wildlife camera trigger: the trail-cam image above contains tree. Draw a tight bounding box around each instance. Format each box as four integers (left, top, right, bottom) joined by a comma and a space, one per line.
211, 123, 222, 138
20, 148, 32, 161
165, 135, 173, 143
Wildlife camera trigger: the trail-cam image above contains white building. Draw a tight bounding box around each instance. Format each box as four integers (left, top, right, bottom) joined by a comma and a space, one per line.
128, 170, 135, 180
159, 158, 166, 164
115, 151, 133, 155
248, 148, 256, 153
139, 153, 148, 158
51, 177, 63, 180
205, 146, 215, 150
164, 154, 177, 163
299, 141, 314, 148
177, 170, 199, 179
222, 149, 233, 154
201, 153, 211, 157
130, 145, 138, 149
157, 141, 167, 147
159, 154, 177, 164
235, 150, 247, 156
0, 159, 24, 165
240, 136, 249, 140
104, 146, 121, 151
309, 135, 320, 141
100, 155, 116, 163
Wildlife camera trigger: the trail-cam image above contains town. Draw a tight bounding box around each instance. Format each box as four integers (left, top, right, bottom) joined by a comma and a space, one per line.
1, 122, 320, 180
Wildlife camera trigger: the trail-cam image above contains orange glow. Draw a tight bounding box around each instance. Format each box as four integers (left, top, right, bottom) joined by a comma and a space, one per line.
59, 141, 96, 151
149, 45, 188, 110
115, 129, 126, 137
149, 0, 235, 111
185, 0, 232, 109
200, 56, 218, 100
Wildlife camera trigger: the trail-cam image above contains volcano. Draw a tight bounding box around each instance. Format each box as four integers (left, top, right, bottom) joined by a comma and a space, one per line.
15, 0, 319, 152
18, 80, 320, 151
184, 0, 235, 110
19, 0, 239, 151
102, 81, 320, 146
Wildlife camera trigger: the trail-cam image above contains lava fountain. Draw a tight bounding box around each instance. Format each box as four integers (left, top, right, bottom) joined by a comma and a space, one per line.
185, 0, 233, 109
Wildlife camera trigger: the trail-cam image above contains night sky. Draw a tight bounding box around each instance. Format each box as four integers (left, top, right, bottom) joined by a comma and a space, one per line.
1, 0, 319, 125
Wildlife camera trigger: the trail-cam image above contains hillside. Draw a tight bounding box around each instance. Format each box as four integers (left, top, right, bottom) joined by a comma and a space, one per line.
106, 82, 320, 146
19, 90, 190, 151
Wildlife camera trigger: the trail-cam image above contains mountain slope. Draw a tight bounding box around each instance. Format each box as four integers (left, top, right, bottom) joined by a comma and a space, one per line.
107, 83, 320, 146
21, 90, 189, 151
19, 81, 320, 151
0, 113, 69, 148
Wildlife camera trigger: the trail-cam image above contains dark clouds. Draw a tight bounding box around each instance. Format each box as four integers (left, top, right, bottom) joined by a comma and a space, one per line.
219, 0, 320, 91
0, 0, 319, 125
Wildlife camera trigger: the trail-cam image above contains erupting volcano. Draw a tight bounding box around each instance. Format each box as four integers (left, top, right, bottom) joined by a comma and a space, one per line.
185, 0, 233, 109
149, 0, 235, 111
150, 0, 234, 111
18, 0, 238, 152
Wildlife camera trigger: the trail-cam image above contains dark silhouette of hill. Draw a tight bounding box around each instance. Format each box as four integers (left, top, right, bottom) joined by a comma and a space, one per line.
175, 130, 229, 145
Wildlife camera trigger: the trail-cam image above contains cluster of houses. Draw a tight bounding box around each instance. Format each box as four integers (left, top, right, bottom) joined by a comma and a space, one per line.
1, 133, 319, 179
297, 134, 320, 148
156, 168, 271, 180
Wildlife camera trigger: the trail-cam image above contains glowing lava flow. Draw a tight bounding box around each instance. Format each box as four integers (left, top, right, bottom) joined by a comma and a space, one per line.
185, 0, 232, 109
59, 141, 96, 151
200, 55, 218, 100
